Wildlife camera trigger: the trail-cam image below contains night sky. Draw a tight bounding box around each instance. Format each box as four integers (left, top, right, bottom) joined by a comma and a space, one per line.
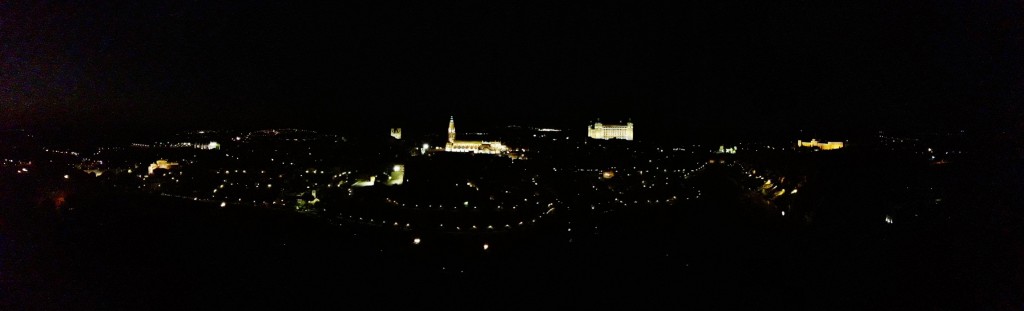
2, 1, 1022, 141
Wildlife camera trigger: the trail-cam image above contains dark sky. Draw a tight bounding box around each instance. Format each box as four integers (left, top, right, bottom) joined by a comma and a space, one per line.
2, 1, 1022, 141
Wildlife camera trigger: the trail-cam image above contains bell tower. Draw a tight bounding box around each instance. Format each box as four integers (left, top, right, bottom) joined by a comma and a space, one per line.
447, 116, 456, 143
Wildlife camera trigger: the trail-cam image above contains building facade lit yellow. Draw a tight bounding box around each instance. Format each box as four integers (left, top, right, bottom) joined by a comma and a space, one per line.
444, 117, 508, 155
587, 121, 634, 141
797, 139, 844, 150
148, 159, 179, 174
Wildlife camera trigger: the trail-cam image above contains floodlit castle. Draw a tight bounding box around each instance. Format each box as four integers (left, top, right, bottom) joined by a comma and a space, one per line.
444, 117, 508, 154
587, 120, 634, 141
148, 159, 179, 175
797, 139, 844, 150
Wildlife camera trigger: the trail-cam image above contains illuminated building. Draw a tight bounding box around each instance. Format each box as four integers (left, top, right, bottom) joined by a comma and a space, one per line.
132, 141, 220, 150
717, 145, 737, 154
390, 128, 402, 140
148, 159, 179, 175
387, 164, 405, 185
602, 170, 615, 179
797, 139, 845, 150
353, 176, 376, 187
587, 121, 634, 141
444, 117, 508, 155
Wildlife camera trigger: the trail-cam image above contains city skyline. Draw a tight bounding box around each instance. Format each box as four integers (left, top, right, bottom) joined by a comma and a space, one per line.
1, 1, 1021, 309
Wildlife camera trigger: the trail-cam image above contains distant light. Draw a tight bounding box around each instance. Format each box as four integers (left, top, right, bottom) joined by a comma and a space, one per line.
482, 243, 489, 251
781, 211, 785, 216
790, 189, 798, 194
413, 238, 421, 245
127, 169, 132, 174
267, 184, 272, 188
63, 174, 69, 179
220, 202, 227, 207
393, 165, 402, 172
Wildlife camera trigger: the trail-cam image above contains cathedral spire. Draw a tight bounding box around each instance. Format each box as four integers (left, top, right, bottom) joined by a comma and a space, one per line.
447, 116, 456, 143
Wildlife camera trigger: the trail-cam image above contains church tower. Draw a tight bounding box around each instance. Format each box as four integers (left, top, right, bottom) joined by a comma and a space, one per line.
447, 116, 456, 143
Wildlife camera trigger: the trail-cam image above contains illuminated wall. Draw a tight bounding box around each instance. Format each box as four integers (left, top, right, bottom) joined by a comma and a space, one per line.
390, 128, 402, 140
387, 164, 405, 185
587, 121, 634, 141
444, 117, 509, 154
133, 141, 219, 150
797, 139, 844, 150
147, 159, 179, 175
445, 141, 508, 154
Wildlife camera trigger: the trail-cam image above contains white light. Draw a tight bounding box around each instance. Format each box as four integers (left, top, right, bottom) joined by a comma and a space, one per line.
482, 243, 489, 251
781, 211, 785, 216
63, 174, 69, 179
413, 238, 421, 245
220, 202, 227, 207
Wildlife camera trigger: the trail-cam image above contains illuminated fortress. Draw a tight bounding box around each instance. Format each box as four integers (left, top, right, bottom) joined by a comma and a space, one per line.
148, 159, 179, 175
797, 139, 844, 150
587, 121, 634, 141
444, 117, 508, 154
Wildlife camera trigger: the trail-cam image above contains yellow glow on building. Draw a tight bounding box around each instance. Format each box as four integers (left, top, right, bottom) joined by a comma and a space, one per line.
587, 121, 634, 141
444, 117, 509, 155
390, 128, 402, 140
387, 165, 405, 185
147, 159, 179, 175
602, 170, 615, 179
797, 139, 844, 150
353, 176, 376, 187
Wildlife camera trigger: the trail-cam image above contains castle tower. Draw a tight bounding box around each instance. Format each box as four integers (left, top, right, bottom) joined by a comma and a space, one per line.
447, 116, 456, 143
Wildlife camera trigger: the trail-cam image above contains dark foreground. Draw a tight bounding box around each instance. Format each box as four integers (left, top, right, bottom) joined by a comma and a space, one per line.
1, 166, 1022, 310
